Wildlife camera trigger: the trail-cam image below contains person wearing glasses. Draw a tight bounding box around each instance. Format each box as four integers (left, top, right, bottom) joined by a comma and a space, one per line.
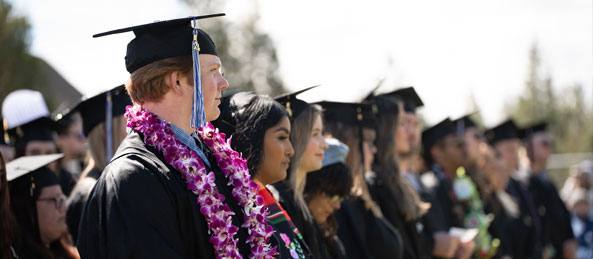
520, 122, 577, 259
6, 154, 79, 259
304, 138, 353, 259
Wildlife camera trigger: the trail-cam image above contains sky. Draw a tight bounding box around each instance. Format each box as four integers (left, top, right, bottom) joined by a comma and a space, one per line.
8, 0, 593, 126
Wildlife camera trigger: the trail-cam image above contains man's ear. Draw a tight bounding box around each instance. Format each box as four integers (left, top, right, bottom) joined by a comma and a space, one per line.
169, 72, 183, 95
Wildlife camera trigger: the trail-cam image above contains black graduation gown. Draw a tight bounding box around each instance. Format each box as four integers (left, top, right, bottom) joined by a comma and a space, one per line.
366, 172, 427, 259
269, 181, 331, 259
420, 170, 465, 258
335, 197, 404, 259
66, 168, 101, 242
505, 177, 543, 259
59, 168, 76, 196
77, 131, 255, 258
528, 173, 574, 258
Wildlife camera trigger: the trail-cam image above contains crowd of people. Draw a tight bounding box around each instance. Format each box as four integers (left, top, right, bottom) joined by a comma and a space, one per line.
1, 13, 592, 259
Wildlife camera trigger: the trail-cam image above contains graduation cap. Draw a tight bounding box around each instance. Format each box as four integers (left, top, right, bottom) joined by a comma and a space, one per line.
56, 85, 131, 136
274, 85, 319, 120
94, 13, 225, 131
453, 113, 479, 135
315, 101, 370, 126
485, 119, 519, 145
518, 121, 548, 140
214, 91, 257, 135
378, 87, 424, 113
7, 117, 58, 145
7, 154, 63, 198
2, 89, 50, 130
422, 118, 456, 152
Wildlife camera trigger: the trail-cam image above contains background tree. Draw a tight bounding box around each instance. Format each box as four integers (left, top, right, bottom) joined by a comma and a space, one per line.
0, 0, 53, 111
506, 43, 593, 154
182, 0, 286, 96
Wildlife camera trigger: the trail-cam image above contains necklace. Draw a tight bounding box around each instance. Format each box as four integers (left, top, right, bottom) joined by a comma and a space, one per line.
126, 105, 276, 258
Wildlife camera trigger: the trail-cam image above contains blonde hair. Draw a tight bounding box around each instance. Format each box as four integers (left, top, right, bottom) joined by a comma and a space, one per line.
324, 121, 384, 217
286, 105, 322, 219
79, 115, 127, 178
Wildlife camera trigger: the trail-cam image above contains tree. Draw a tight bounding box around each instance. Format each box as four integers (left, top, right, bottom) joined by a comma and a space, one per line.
505, 43, 593, 153
181, 0, 286, 96
0, 0, 50, 111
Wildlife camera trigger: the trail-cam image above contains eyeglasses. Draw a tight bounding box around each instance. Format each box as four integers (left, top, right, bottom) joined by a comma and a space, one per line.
38, 194, 67, 210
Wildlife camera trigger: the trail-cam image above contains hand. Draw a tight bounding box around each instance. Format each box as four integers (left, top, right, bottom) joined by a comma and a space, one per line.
563, 239, 578, 259
455, 241, 475, 259
433, 232, 461, 258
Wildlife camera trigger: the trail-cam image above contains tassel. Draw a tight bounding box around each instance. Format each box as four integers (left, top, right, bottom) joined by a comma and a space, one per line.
191, 17, 207, 129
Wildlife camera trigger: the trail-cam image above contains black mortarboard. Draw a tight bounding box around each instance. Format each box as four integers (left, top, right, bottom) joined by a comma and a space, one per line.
94, 14, 224, 73
8, 117, 57, 144
518, 121, 548, 140
453, 114, 478, 135
274, 86, 318, 120
366, 94, 399, 115
214, 91, 257, 135
422, 118, 456, 152
7, 154, 62, 198
485, 119, 519, 145
316, 101, 368, 126
56, 85, 132, 136
378, 87, 424, 113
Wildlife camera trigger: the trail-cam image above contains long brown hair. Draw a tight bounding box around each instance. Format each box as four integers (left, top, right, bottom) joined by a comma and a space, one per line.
324, 121, 383, 217
286, 104, 322, 219
0, 151, 18, 258
372, 97, 428, 221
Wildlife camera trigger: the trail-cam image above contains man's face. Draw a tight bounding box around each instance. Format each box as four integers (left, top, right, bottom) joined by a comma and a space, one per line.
440, 134, 466, 168
199, 54, 229, 122
530, 132, 553, 165
494, 139, 519, 171
463, 127, 485, 164
396, 111, 421, 156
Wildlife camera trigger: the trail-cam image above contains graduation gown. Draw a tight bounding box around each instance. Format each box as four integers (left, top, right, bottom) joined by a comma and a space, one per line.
528, 173, 574, 258
367, 172, 427, 259
335, 197, 404, 259
66, 168, 101, 242
77, 131, 256, 258
505, 177, 543, 259
269, 181, 331, 259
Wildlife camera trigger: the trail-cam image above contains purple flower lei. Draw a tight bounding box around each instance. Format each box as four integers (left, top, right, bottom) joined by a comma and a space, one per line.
125, 105, 276, 259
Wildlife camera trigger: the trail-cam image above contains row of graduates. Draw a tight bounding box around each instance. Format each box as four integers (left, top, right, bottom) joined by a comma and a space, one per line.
0, 13, 576, 259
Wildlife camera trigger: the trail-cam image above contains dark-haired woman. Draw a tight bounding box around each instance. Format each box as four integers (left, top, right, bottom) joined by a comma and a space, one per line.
213, 92, 311, 258
366, 95, 430, 259
304, 138, 353, 259
0, 152, 19, 258
8, 155, 79, 259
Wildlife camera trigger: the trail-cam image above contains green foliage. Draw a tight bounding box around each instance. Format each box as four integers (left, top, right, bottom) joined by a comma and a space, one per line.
505, 44, 593, 153
181, 0, 286, 96
0, 0, 47, 112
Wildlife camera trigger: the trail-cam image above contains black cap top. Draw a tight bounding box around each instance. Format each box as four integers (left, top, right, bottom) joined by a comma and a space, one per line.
214, 91, 257, 135
56, 85, 132, 136
93, 14, 224, 73
453, 114, 478, 134
316, 101, 370, 126
378, 87, 424, 113
274, 85, 319, 120
485, 119, 519, 145
7, 154, 62, 199
422, 118, 456, 152
8, 117, 57, 145
518, 121, 548, 140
